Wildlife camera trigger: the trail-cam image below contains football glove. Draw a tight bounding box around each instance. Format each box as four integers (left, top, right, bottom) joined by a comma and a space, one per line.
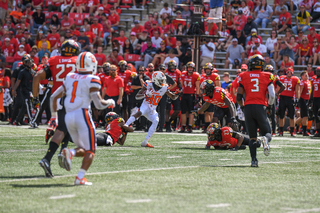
230, 117, 239, 132
294, 99, 300, 108
145, 90, 153, 98
266, 105, 272, 117
48, 116, 58, 130
32, 97, 40, 109
191, 110, 199, 117
229, 146, 239, 151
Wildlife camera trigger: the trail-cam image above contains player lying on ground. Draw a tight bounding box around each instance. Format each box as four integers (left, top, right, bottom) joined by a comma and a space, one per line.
51, 52, 115, 185
125, 71, 179, 148
96, 112, 134, 146
205, 123, 270, 156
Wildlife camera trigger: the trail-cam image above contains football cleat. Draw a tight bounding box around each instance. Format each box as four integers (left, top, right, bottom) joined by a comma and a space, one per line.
141, 143, 154, 148
39, 158, 54, 178
303, 132, 310, 136
74, 177, 92, 186
61, 148, 73, 171
291, 132, 296, 137
205, 145, 211, 149
45, 129, 55, 144
178, 126, 185, 133
278, 132, 283, 136
312, 132, 320, 137
251, 160, 258, 167
261, 136, 270, 156
58, 153, 65, 169
272, 133, 275, 137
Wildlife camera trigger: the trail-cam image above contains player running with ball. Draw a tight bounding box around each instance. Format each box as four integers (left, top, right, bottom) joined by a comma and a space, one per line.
125, 71, 179, 147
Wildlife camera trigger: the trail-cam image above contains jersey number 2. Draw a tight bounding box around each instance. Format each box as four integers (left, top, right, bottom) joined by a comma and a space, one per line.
251, 78, 259, 92
56, 64, 76, 82
70, 81, 78, 103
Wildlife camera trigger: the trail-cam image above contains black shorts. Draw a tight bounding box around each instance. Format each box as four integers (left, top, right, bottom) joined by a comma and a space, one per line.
244, 104, 271, 139
278, 96, 295, 119
299, 98, 308, 118
166, 96, 181, 111
204, 102, 214, 113
181, 94, 194, 114
313, 97, 320, 122
213, 107, 231, 123
96, 132, 114, 146
57, 107, 68, 134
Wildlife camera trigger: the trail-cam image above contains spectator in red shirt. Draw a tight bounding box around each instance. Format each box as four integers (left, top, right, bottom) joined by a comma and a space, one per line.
280, 54, 294, 71
307, 27, 320, 46
61, 0, 74, 13
298, 37, 310, 65
23, 4, 33, 25
1, 38, 15, 57
172, 11, 186, 30
149, 21, 163, 37
86, 0, 100, 13
91, 17, 104, 46
101, 13, 112, 49
164, 34, 177, 49
84, 25, 96, 53
233, 10, 247, 30
9, 31, 19, 52
108, 7, 120, 31
70, 0, 86, 13
70, 24, 80, 37
60, 12, 75, 34
15, 26, 24, 41
94, 46, 107, 66
115, 30, 127, 47
98, 0, 111, 14
107, 49, 124, 65
48, 0, 63, 12
47, 26, 60, 50
144, 13, 155, 32
19, 16, 30, 32
32, 0, 43, 8
276, 6, 292, 33
30, 49, 39, 65
131, 20, 145, 39
20, 37, 31, 53
0, 0, 8, 26
13, 45, 26, 65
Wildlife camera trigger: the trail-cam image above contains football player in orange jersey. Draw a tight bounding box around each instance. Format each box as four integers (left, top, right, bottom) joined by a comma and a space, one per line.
237, 55, 275, 167
32, 40, 80, 177
179, 62, 200, 133
310, 67, 320, 137
97, 112, 134, 146
278, 67, 301, 136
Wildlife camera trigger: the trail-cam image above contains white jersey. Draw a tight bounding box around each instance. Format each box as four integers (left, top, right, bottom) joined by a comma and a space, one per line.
142, 81, 168, 110
63, 73, 101, 113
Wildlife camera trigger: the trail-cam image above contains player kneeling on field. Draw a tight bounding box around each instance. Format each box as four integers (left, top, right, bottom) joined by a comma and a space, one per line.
97, 112, 134, 146
205, 123, 270, 156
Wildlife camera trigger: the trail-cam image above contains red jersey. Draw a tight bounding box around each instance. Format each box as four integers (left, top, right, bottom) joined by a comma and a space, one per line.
200, 73, 220, 85
145, 71, 153, 79
117, 70, 133, 93
279, 75, 300, 97
180, 71, 200, 94
165, 69, 181, 92
84, 31, 95, 43
1, 44, 15, 57
98, 72, 108, 85
47, 56, 77, 93
207, 126, 238, 148
310, 76, 320, 98
299, 44, 310, 56
203, 87, 233, 108
94, 53, 107, 66
300, 79, 311, 100
131, 25, 145, 36
91, 23, 104, 38
104, 75, 124, 96
115, 36, 127, 47
280, 60, 294, 69
106, 117, 124, 144
230, 76, 240, 102
279, 12, 292, 25
108, 13, 119, 25
47, 33, 60, 47
238, 71, 274, 106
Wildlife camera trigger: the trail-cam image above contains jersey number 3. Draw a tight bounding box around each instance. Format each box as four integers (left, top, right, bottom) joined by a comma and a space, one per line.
251, 78, 259, 92
56, 64, 76, 82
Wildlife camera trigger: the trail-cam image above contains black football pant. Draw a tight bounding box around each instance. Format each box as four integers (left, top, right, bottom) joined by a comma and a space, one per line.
11, 91, 23, 123
32, 87, 52, 125
157, 94, 167, 131
16, 95, 33, 124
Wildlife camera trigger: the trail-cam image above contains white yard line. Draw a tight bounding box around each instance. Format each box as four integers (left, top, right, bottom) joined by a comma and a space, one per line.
281, 207, 320, 213
207, 203, 231, 208
167, 156, 182, 158
1, 160, 320, 183
125, 199, 152, 203
49, 194, 76, 199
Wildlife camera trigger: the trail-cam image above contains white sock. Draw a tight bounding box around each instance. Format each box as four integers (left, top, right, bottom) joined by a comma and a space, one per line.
142, 119, 158, 146
125, 116, 136, 126
70, 149, 76, 156
77, 168, 86, 179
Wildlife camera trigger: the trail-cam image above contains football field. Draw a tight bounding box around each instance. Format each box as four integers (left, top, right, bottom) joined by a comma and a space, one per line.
1, 124, 320, 213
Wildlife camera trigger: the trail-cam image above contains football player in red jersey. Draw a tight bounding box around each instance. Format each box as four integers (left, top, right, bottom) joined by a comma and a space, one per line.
179, 62, 200, 133
298, 71, 311, 136
117, 60, 135, 121
199, 63, 221, 132
164, 61, 181, 132
264, 65, 285, 136
97, 112, 134, 146
32, 40, 79, 177
98, 62, 110, 83
278, 67, 300, 137
310, 67, 320, 137
193, 80, 238, 131
237, 54, 275, 167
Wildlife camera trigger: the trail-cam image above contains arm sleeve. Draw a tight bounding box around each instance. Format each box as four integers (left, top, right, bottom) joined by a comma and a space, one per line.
90, 91, 113, 110
166, 74, 175, 85
44, 65, 52, 79
89, 77, 102, 90
267, 83, 275, 105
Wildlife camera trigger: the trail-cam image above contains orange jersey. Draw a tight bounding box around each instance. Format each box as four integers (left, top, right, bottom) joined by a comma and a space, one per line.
165, 69, 181, 92
207, 126, 238, 148
200, 73, 220, 85
300, 80, 311, 100
181, 71, 200, 94
202, 87, 233, 108
310, 76, 320, 98
238, 71, 274, 106
279, 75, 300, 97
106, 117, 124, 144
117, 70, 134, 93
47, 56, 77, 93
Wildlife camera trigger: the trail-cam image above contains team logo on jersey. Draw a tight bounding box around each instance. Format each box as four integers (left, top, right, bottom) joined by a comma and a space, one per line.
118, 118, 123, 123
220, 91, 226, 100
197, 76, 200, 81
269, 74, 274, 81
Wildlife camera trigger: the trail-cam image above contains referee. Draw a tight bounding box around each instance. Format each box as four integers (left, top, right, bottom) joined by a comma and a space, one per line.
12, 55, 37, 128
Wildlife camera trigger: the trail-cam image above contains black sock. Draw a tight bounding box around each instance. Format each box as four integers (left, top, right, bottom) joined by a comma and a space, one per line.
44, 141, 59, 162
279, 127, 283, 132
290, 127, 294, 133
166, 121, 170, 129
295, 125, 300, 132
302, 125, 307, 133
204, 122, 210, 131
249, 139, 257, 161
317, 128, 320, 133
59, 137, 69, 153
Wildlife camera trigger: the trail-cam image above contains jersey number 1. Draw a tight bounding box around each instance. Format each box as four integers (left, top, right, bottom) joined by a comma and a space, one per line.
251, 78, 259, 92
70, 81, 78, 103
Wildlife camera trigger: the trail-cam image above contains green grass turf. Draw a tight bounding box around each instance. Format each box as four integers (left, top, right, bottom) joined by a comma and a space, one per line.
1, 124, 320, 213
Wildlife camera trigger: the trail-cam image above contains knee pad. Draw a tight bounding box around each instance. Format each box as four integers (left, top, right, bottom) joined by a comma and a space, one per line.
265, 133, 272, 143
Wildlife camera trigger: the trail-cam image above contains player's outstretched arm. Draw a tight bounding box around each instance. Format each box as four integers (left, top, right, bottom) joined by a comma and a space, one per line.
224, 96, 236, 118
90, 88, 115, 110
275, 80, 285, 96
267, 83, 276, 105
236, 86, 245, 107
229, 132, 245, 151
195, 102, 211, 115
165, 90, 179, 100
33, 70, 47, 98
136, 87, 147, 100
119, 122, 134, 133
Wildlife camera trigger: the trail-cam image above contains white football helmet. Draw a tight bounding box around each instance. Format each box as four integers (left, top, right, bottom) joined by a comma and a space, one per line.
76, 52, 98, 75
152, 71, 166, 88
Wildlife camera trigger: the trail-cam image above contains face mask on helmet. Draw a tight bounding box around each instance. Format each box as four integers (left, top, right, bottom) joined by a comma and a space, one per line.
24, 59, 33, 69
